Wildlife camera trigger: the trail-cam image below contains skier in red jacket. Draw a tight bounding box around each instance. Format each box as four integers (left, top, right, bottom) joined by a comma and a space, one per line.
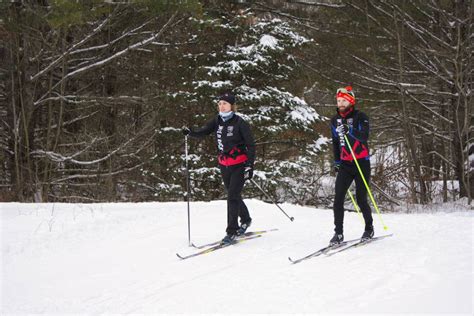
329, 86, 374, 245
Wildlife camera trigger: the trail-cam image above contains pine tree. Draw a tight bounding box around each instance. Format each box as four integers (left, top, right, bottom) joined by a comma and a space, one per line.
161, 6, 327, 202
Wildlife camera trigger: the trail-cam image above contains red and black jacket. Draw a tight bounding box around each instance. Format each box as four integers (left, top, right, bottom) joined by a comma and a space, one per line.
189, 114, 256, 167
331, 108, 370, 163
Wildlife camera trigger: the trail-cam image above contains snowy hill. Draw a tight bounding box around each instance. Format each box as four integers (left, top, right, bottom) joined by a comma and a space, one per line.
1, 200, 472, 314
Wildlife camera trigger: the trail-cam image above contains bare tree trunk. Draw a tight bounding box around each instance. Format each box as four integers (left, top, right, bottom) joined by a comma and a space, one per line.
12, 10, 35, 201
451, 0, 472, 203
393, 6, 427, 204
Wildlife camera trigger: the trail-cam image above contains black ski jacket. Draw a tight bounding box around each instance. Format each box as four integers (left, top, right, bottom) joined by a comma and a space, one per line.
331, 108, 370, 163
190, 114, 256, 167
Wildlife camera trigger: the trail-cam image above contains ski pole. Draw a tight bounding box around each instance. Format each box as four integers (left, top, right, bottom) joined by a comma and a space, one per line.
251, 179, 295, 222
343, 134, 388, 230
184, 135, 192, 246
346, 188, 364, 223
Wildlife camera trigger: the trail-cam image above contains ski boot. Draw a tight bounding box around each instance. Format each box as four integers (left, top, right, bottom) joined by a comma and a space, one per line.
361, 228, 374, 241
329, 233, 344, 246
236, 219, 252, 236
221, 233, 236, 245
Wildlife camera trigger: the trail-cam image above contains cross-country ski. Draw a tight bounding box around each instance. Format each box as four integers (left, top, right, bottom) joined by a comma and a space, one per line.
288, 237, 361, 264
191, 228, 278, 249
177, 234, 262, 260
325, 234, 394, 257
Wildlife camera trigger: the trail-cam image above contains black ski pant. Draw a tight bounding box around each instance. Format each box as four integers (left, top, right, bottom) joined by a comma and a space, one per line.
220, 164, 252, 235
333, 159, 373, 234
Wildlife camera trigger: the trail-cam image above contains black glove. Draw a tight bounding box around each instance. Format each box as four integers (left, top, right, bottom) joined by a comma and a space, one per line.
244, 165, 253, 181
182, 126, 191, 136
336, 124, 349, 135
334, 162, 341, 173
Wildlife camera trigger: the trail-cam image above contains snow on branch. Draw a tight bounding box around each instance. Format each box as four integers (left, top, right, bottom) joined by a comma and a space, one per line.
389, 2, 456, 51
51, 162, 145, 184
426, 151, 457, 168
348, 2, 397, 40
31, 135, 135, 166
34, 12, 178, 107
34, 111, 100, 132
35, 94, 145, 107
30, 16, 112, 82
63, 13, 177, 81
71, 19, 153, 55
287, 1, 346, 8
405, 93, 454, 125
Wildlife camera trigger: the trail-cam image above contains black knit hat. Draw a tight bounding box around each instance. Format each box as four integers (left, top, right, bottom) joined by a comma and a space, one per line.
218, 92, 236, 105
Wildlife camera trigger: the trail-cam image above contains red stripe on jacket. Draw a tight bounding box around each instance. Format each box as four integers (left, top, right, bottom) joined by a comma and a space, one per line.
218, 154, 248, 166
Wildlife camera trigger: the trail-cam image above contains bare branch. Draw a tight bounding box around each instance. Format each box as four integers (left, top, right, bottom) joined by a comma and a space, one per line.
30, 16, 112, 82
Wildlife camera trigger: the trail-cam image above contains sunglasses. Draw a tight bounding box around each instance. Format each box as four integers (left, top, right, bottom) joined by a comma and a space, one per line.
337, 88, 350, 94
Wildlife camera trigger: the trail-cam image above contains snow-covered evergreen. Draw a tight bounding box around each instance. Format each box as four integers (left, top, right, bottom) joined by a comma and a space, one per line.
174, 10, 327, 201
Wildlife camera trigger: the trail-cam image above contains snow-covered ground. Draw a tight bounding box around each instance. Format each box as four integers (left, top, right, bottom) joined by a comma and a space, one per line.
1, 200, 472, 314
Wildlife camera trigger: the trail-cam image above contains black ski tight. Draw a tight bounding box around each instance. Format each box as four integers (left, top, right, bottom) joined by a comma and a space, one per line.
333, 159, 373, 234
220, 164, 251, 234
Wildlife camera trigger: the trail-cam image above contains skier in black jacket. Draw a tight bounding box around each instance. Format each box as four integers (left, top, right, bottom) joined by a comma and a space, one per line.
330, 86, 374, 245
182, 92, 256, 245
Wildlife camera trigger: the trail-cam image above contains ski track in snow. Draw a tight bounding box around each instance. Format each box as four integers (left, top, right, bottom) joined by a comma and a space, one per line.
1, 200, 472, 314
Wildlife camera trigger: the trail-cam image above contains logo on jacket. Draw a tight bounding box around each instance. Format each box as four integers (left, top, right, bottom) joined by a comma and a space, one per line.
227, 126, 234, 136
347, 118, 353, 128
336, 119, 345, 147
217, 125, 224, 151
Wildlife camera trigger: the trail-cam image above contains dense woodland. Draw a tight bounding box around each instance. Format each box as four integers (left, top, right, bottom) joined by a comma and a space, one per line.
0, 0, 472, 208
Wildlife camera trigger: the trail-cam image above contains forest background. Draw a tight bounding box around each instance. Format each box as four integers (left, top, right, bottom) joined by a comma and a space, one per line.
1, 0, 472, 210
